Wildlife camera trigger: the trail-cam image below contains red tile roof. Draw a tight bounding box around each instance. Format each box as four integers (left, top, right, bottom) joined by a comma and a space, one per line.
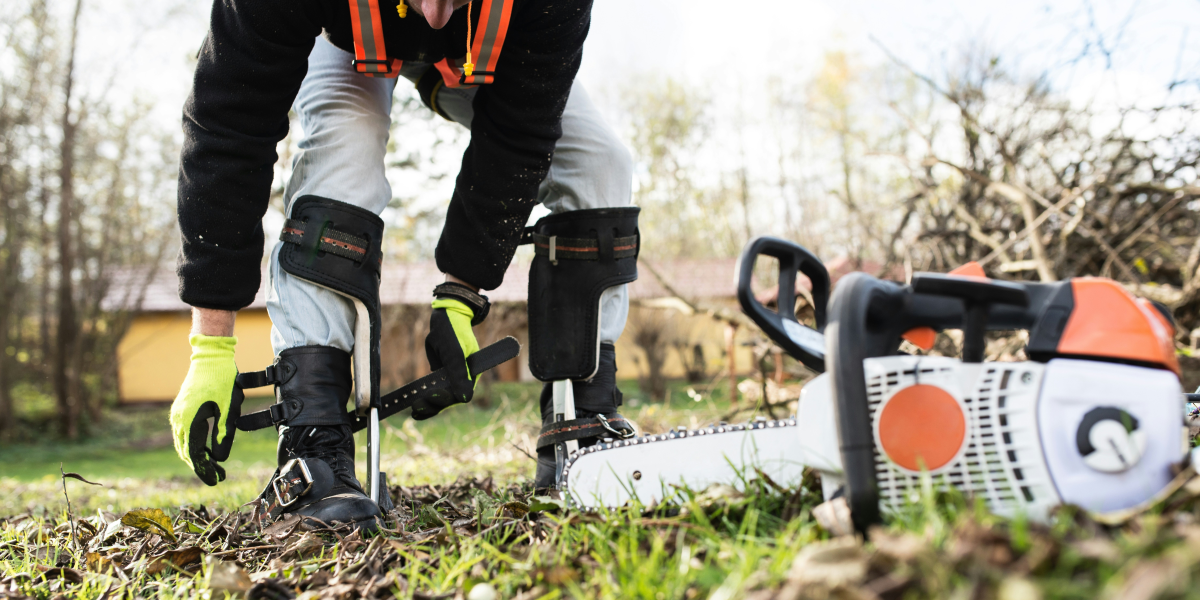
104, 258, 746, 312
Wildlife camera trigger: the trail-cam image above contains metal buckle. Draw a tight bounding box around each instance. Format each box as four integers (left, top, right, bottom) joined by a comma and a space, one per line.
272, 458, 314, 507
548, 235, 558, 266
597, 414, 634, 439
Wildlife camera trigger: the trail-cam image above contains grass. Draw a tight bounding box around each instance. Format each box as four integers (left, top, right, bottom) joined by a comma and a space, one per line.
6, 378, 1200, 599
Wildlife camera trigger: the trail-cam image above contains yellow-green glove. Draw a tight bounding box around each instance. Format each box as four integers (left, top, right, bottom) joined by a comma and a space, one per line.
169, 334, 243, 486
415, 298, 480, 420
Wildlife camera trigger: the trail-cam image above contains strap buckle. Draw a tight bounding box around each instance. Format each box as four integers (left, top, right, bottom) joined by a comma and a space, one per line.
351, 58, 395, 74
268, 400, 300, 425
597, 414, 634, 439
273, 458, 314, 507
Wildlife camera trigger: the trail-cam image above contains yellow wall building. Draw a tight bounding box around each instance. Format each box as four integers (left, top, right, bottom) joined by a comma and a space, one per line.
117, 309, 278, 402
111, 259, 762, 403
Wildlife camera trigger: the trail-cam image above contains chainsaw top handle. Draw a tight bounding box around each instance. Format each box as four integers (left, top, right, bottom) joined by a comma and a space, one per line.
910, 273, 1029, 362
736, 236, 831, 373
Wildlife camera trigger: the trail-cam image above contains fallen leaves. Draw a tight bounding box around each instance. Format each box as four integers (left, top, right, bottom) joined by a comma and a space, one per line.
120, 508, 177, 543
789, 537, 869, 588
35, 566, 84, 584
205, 556, 253, 596
812, 497, 853, 537
145, 546, 204, 575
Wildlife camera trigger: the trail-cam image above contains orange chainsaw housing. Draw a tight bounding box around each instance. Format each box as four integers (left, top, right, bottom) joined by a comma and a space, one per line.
1052, 278, 1179, 375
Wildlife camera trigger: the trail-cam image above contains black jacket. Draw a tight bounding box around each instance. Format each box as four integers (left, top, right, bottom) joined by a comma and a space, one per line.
178, 0, 592, 309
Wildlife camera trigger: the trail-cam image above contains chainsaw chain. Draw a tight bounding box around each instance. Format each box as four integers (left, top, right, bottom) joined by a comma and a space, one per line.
560, 416, 799, 507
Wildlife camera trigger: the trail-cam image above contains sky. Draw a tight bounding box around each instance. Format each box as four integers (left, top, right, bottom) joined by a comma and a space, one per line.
69, 0, 1200, 133
50, 0, 1200, 251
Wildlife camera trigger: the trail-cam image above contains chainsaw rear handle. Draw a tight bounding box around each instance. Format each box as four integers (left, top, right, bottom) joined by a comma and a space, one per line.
737, 236, 831, 373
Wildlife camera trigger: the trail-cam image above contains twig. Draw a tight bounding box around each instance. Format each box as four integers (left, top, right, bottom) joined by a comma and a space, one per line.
59, 463, 78, 553
509, 442, 535, 461
1112, 193, 1187, 254
975, 192, 1078, 267
934, 158, 1055, 281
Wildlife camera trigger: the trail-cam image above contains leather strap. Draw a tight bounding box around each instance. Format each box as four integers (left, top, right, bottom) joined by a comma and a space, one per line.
349, 336, 518, 431
536, 414, 634, 451
280, 219, 380, 264
520, 230, 639, 262
433, 282, 491, 325
237, 337, 521, 432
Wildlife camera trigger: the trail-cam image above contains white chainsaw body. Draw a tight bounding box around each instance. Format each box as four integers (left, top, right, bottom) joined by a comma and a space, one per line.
562, 356, 1186, 521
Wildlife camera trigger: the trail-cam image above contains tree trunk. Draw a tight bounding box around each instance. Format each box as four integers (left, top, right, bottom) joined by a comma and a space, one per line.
0, 231, 12, 441
725, 323, 738, 405
54, 0, 84, 439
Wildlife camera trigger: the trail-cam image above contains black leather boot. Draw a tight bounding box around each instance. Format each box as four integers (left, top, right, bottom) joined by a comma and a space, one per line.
534, 343, 636, 489
252, 346, 382, 532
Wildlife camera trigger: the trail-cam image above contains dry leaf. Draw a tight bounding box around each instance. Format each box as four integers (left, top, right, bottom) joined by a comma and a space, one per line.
788, 537, 868, 588
262, 514, 302, 540
85, 552, 116, 572
98, 520, 123, 544
36, 566, 84, 584
869, 526, 926, 562
120, 508, 177, 543
206, 556, 252, 595
812, 497, 854, 538
146, 546, 203, 575
499, 502, 530, 518
61, 473, 102, 486
281, 532, 324, 560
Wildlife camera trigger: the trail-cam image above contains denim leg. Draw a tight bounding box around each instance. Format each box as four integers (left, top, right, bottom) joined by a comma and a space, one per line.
422, 79, 634, 344
537, 83, 634, 345
267, 36, 397, 355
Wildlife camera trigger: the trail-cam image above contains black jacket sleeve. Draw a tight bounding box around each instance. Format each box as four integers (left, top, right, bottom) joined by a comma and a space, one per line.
434, 0, 593, 290
177, 0, 324, 310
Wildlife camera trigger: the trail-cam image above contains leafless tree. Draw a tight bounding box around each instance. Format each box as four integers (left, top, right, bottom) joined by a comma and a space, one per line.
0, 0, 177, 440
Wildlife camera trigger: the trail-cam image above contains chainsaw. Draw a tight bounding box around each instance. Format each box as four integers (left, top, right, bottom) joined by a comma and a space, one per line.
562, 236, 1200, 532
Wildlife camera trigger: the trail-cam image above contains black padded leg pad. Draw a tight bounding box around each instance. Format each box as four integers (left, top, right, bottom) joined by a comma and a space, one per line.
527, 207, 639, 381
278, 195, 385, 408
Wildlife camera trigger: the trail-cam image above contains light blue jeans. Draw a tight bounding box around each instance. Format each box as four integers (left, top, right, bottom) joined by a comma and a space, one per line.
267, 36, 632, 358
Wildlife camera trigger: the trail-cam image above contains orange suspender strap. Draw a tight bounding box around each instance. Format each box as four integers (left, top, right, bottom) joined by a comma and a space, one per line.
349, 0, 401, 77
432, 0, 513, 88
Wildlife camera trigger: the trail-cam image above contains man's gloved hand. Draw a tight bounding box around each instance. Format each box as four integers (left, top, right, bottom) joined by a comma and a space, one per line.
169, 334, 243, 486
415, 298, 480, 420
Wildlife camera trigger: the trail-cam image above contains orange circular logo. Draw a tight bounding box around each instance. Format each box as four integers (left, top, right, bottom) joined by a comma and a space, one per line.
877, 384, 966, 472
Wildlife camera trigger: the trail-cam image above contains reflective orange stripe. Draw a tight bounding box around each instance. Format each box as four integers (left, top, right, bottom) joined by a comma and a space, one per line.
354, 0, 512, 86
349, 0, 402, 77
459, 0, 512, 85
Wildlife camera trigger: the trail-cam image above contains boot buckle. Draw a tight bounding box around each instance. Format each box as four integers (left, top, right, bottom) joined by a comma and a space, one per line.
273, 458, 314, 507
597, 414, 635, 439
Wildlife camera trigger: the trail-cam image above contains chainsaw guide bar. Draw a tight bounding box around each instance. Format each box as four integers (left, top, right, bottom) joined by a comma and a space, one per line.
560, 416, 808, 510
